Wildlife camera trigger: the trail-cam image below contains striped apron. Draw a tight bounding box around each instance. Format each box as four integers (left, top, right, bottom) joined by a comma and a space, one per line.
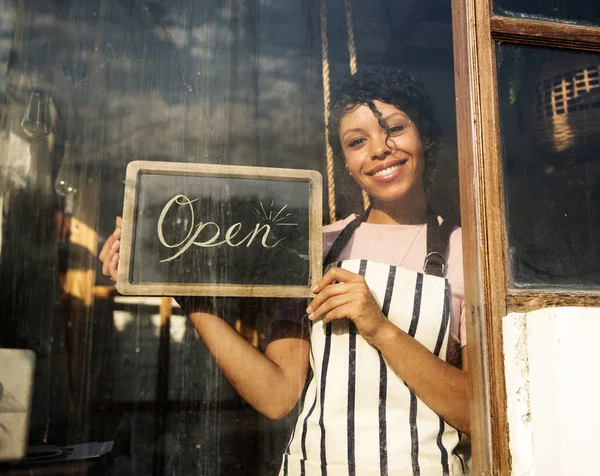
279, 259, 465, 476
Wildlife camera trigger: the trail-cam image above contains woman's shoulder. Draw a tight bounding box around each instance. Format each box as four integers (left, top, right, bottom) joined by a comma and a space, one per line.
446, 223, 464, 285
323, 214, 358, 233
322, 214, 359, 257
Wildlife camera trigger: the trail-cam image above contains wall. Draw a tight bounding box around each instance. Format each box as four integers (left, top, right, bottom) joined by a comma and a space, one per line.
504, 307, 600, 476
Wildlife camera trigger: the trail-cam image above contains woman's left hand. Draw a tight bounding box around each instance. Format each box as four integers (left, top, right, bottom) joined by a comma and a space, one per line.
307, 267, 386, 344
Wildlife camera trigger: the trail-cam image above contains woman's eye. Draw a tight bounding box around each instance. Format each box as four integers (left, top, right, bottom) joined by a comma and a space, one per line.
348, 137, 365, 148
388, 124, 406, 135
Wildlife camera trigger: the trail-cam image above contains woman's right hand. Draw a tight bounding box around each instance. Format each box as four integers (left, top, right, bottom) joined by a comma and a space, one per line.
99, 216, 122, 281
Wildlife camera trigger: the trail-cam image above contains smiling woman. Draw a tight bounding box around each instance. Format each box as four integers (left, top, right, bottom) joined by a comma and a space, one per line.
340, 102, 426, 217
329, 69, 443, 222
99, 69, 468, 475
274, 69, 468, 475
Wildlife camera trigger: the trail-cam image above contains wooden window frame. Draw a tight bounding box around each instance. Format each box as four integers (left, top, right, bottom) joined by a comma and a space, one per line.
451, 0, 600, 474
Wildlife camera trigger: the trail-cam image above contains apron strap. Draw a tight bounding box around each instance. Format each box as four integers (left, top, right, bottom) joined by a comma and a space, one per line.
323, 206, 457, 277
323, 207, 371, 267
424, 211, 457, 277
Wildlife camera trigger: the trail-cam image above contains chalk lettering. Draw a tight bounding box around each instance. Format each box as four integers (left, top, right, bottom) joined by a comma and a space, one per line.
157, 194, 286, 263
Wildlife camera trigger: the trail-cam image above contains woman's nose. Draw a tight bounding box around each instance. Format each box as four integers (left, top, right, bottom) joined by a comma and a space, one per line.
370, 135, 391, 160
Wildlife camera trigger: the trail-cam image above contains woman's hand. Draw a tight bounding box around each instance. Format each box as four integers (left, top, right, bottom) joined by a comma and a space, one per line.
307, 267, 386, 344
99, 216, 122, 281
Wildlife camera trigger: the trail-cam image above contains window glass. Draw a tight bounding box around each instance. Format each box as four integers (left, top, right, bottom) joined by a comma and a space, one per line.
494, 0, 600, 27
497, 45, 600, 288
0, 0, 463, 474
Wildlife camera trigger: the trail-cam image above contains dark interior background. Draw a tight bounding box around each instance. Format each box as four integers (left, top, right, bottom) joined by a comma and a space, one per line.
497, 45, 600, 288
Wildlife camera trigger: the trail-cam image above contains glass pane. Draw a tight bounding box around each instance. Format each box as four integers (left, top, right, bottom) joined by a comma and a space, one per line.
497, 45, 600, 288
494, 0, 600, 27
0, 0, 465, 474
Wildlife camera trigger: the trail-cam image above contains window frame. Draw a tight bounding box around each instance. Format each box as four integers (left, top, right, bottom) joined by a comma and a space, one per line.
451, 0, 600, 473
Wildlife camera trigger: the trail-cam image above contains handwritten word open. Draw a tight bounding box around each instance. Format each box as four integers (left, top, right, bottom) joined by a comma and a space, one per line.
157, 194, 287, 263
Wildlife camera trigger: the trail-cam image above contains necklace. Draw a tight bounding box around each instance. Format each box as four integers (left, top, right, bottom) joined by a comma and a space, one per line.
374, 222, 425, 268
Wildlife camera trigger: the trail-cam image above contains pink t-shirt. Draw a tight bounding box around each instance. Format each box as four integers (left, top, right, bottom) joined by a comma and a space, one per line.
323, 215, 467, 365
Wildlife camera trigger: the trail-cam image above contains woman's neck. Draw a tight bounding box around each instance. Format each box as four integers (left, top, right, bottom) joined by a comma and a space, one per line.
366, 196, 428, 225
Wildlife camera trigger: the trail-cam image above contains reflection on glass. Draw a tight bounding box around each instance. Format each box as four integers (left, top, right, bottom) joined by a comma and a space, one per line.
21, 90, 52, 139
531, 64, 600, 154
54, 142, 79, 197
494, 0, 600, 27
498, 45, 600, 288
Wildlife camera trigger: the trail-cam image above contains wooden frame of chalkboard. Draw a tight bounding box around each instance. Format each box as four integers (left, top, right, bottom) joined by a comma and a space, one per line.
117, 161, 322, 298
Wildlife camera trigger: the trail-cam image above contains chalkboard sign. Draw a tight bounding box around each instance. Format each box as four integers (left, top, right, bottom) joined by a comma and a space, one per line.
117, 161, 323, 297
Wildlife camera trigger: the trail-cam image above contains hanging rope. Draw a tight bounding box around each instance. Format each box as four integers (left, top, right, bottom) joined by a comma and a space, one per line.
344, 0, 357, 76
344, 0, 370, 211
320, 0, 337, 223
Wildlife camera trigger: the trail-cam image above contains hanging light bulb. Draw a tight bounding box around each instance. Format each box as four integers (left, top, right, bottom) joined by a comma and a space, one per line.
21, 89, 52, 139
54, 141, 79, 197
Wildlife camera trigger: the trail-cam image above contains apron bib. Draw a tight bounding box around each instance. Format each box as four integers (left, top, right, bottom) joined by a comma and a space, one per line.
279, 259, 465, 476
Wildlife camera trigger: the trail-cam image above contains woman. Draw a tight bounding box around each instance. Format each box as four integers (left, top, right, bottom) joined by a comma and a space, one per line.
100, 68, 469, 475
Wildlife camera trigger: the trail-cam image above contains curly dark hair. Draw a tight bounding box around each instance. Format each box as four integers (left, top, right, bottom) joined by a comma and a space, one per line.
328, 67, 442, 186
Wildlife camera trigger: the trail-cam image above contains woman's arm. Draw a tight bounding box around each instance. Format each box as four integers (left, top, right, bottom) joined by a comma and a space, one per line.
366, 318, 469, 433
99, 219, 310, 420
186, 306, 310, 419
307, 267, 470, 434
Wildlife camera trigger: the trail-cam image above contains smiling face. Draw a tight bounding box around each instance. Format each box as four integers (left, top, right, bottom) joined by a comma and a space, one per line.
339, 100, 426, 209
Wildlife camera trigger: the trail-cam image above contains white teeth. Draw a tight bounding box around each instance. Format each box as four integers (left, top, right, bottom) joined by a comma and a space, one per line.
373, 164, 400, 177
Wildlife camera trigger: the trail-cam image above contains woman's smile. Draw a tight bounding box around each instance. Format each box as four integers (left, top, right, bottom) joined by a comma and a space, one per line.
368, 159, 408, 181
340, 100, 425, 206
